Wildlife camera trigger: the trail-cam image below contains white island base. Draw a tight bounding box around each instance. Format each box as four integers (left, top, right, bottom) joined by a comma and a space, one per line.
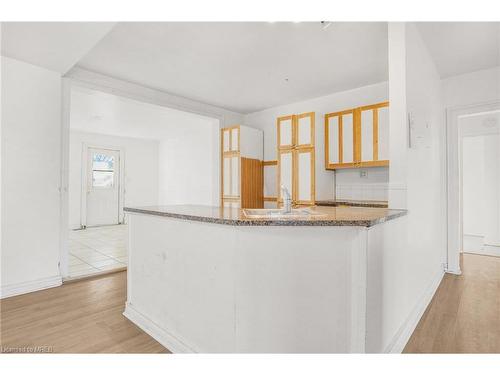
123, 207, 431, 353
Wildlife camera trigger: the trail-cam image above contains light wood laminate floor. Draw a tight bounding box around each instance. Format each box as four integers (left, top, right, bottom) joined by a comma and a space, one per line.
0, 271, 168, 353
404, 253, 500, 353
1, 254, 498, 353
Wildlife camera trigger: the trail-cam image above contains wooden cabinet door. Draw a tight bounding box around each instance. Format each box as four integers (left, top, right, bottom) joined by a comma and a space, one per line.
358, 102, 389, 167
222, 128, 231, 153
377, 104, 390, 161
278, 150, 294, 204
325, 110, 355, 168
222, 126, 239, 153
222, 155, 240, 198
296, 112, 314, 148
296, 148, 315, 205
360, 108, 375, 162
326, 113, 341, 167
277, 115, 294, 149
342, 111, 355, 164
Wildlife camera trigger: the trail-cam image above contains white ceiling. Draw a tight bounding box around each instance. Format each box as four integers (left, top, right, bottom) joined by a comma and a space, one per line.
70, 85, 216, 140
76, 22, 389, 114
1, 22, 116, 73
417, 22, 500, 78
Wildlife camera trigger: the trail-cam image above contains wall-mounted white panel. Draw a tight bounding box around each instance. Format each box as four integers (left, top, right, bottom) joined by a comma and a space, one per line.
378, 106, 390, 161
361, 110, 374, 162
297, 152, 312, 201
342, 114, 354, 163
328, 116, 340, 164
264, 164, 277, 198
279, 119, 293, 147
279, 152, 293, 199
297, 116, 311, 145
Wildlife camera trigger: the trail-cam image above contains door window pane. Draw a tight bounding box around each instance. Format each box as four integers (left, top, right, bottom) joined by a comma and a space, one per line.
93, 170, 114, 188
92, 153, 115, 188
92, 154, 115, 171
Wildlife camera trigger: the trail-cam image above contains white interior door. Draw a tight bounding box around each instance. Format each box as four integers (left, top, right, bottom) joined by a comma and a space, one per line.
86, 147, 120, 227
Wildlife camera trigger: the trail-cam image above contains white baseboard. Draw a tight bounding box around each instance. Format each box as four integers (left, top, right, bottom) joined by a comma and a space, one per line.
464, 245, 500, 257
0, 275, 62, 299
384, 269, 444, 353
463, 233, 485, 253
123, 302, 197, 353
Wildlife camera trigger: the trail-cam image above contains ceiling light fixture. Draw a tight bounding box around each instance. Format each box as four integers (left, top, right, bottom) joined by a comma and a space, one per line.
321, 21, 332, 30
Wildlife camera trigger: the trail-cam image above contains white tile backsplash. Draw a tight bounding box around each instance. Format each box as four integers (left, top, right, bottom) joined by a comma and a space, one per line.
336, 183, 388, 201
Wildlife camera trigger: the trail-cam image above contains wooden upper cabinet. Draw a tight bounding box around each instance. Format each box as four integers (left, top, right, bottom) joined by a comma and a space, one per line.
221, 125, 263, 208
325, 102, 389, 170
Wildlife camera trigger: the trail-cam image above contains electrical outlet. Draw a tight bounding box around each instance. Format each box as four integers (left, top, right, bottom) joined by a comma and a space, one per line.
360, 170, 367, 178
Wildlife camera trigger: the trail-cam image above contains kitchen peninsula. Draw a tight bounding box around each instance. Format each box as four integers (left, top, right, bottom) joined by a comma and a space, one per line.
123, 204, 407, 353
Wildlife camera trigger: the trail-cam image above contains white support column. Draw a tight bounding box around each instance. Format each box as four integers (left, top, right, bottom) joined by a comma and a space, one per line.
388, 23, 408, 209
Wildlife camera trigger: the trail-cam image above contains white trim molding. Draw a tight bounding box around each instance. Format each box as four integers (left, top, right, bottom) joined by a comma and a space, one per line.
123, 302, 197, 353
446, 100, 500, 275
384, 269, 444, 353
0, 275, 62, 299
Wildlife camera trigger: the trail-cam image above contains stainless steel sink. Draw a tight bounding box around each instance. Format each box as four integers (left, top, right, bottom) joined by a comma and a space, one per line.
243, 208, 323, 219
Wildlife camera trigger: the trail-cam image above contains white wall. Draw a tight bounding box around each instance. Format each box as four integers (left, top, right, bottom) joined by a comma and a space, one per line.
1, 56, 62, 295
403, 21, 447, 343
366, 23, 447, 353
335, 167, 389, 201
462, 136, 485, 236
67, 67, 244, 129
158, 120, 220, 206
462, 134, 500, 246
68, 130, 160, 230
442, 66, 500, 109
244, 82, 389, 201
483, 134, 500, 245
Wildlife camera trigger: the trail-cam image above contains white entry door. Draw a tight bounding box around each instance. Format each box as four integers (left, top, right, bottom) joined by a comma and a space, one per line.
86, 147, 120, 227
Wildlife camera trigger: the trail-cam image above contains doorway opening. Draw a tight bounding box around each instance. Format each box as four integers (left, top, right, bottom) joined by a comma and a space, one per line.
62, 82, 221, 280
447, 101, 500, 275
460, 110, 500, 258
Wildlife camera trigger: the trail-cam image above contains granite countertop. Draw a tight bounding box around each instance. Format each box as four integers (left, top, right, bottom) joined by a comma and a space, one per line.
316, 199, 389, 208
124, 204, 406, 228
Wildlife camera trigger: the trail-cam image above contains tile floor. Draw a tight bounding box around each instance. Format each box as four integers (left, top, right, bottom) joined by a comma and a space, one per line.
68, 224, 128, 278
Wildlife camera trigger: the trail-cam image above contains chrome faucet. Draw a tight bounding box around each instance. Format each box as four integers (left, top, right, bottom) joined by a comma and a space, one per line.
281, 185, 292, 214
